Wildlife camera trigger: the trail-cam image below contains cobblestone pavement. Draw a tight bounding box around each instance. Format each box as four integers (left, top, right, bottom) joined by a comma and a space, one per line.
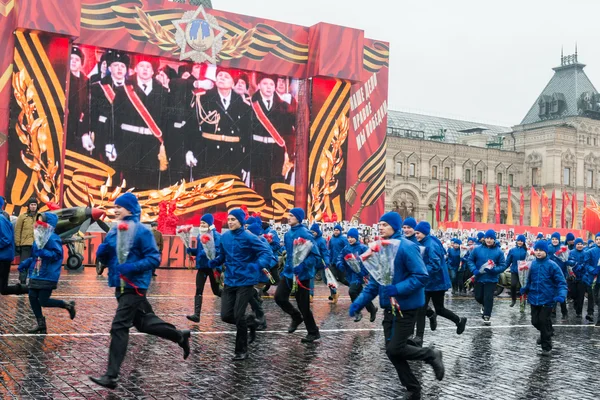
1, 267, 599, 399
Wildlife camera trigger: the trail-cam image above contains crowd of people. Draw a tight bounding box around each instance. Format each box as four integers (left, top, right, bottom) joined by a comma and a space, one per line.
2, 193, 598, 400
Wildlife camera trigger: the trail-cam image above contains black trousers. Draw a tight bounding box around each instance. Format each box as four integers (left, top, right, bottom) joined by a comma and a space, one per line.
510, 272, 521, 302
586, 284, 596, 316
106, 289, 182, 378
383, 309, 436, 394
348, 283, 376, 313
572, 281, 586, 315
474, 282, 496, 317
531, 305, 553, 351
220, 285, 257, 354
0, 260, 27, 295
29, 288, 66, 318
331, 265, 349, 287
18, 246, 31, 284
415, 290, 460, 337
194, 269, 222, 297
274, 277, 318, 334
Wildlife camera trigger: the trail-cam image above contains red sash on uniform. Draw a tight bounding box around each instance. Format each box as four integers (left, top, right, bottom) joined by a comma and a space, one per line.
123, 84, 164, 144
100, 84, 116, 104
251, 100, 286, 148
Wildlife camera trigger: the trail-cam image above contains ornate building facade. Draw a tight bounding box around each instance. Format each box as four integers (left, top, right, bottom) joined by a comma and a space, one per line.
386, 52, 600, 229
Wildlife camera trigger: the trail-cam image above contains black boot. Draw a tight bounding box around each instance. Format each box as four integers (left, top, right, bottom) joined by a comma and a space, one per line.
179, 330, 191, 359
64, 301, 76, 320
186, 295, 202, 323
28, 317, 46, 334
510, 299, 516, 307
89, 375, 118, 389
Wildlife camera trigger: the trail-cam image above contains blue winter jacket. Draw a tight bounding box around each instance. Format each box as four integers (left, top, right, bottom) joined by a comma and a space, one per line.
354, 236, 428, 311
506, 245, 527, 274
467, 242, 507, 284
420, 235, 450, 292
328, 233, 348, 268
405, 234, 419, 245
18, 213, 63, 284
212, 226, 273, 287
337, 242, 369, 285
258, 236, 278, 283
282, 224, 321, 281
96, 215, 160, 290
187, 228, 221, 270
547, 242, 568, 277
311, 225, 330, 268
0, 213, 15, 261
264, 226, 282, 256
521, 256, 568, 306
446, 247, 462, 271
583, 245, 600, 286
567, 248, 586, 282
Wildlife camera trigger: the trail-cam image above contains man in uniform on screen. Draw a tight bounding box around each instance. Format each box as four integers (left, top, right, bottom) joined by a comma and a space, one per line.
86, 50, 130, 164
112, 55, 169, 190
66, 47, 90, 155
250, 74, 295, 196
190, 67, 252, 184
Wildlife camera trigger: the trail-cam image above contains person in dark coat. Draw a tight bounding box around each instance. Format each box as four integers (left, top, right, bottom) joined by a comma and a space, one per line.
446, 238, 462, 294
467, 229, 507, 325
66, 46, 90, 155
247, 222, 277, 330
208, 209, 272, 360
402, 217, 418, 244
89, 193, 191, 389
350, 212, 444, 399
275, 208, 322, 343
186, 213, 222, 323
520, 240, 568, 356
18, 213, 76, 333
150, 221, 163, 277
568, 238, 588, 318
413, 222, 467, 347
0, 197, 28, 295
337, 228, 377, 322
506, 235, 527, 307
328, 224, 349, 302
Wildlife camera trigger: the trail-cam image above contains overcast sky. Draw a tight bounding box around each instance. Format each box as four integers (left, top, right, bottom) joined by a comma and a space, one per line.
216, 0, 600, 127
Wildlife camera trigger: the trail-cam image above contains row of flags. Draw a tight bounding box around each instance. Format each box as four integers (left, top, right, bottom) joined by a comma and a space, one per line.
435, 180, 589, 229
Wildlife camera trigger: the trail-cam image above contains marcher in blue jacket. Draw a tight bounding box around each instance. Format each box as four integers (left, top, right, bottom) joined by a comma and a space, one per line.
547, 232, 568, 319
89, 193, 191, 390
337, 228, 377, 322
520, 240, 567, 356
467, 229, 507, 324
308, 223, 331, 300
413, 222, 467, 346
568, 238, 588, 318
328, 224, 349, 291
506, 235, 528, 307
0, 197, 27, 296
350, 212, 444, 398
446, 238, 462, 294
275, 208, 322, 343
583, 233, 600, 325
209, 208, 273, 359
402, 217, 419, 244
247, 222, 277, 331
185, 213, 222, 323
260, 221, 282, 296
18, 212, 75, 334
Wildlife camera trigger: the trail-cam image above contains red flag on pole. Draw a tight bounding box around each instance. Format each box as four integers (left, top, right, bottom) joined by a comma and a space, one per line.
494, 184, 501, 224
541, 188, 550, 228
561, 191, 570, 229
551, 189, 557, 228
571, 191, 578, 229
453, 180, 463, 222
471, 182, 476, 222
445, 181, 449, 222
435, 181, 441, 225
482, 184, 489, 223
506, 185, 513, 224
519, 186, 524, 226
531, 187, 540, 227
583, 193, 587, 229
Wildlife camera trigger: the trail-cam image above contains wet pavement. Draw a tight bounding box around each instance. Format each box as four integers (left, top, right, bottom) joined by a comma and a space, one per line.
0, 267, 599, 399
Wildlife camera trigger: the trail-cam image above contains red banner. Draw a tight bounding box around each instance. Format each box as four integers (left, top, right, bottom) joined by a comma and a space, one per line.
506, 185, 513, 225
445, 181, 449, 222
520, 186, 525, 225
541, 188, 550, 228
453, 180, 462, 222
572, 191, 578, 229
482, 184, 489, 223
531, 187, 540, 227
551, 189, 557, 228
583, 193, 587, 228
435, 181, 441, 225
471, 181, 476, 222
494, 184, 501, 224
561, 191, 570, 229
440, 221, 587, 239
